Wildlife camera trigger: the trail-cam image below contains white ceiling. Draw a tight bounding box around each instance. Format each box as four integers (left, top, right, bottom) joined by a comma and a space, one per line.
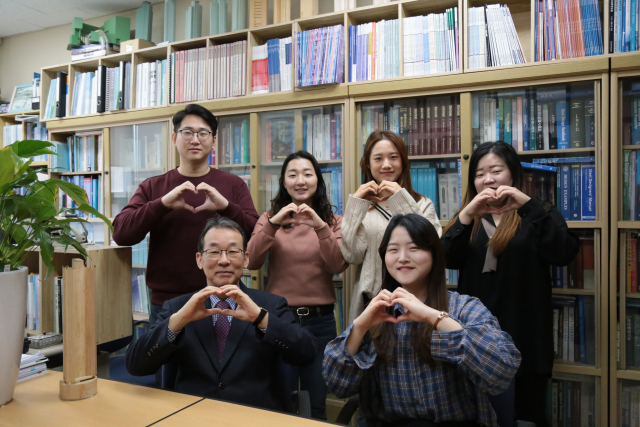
0, 0, 163, 39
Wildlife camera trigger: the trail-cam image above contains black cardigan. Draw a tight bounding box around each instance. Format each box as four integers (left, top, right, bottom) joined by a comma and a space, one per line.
441, 198, 579, 376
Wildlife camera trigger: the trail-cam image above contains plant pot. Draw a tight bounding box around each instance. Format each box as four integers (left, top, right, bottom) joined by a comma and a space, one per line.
0, 266, 28, 407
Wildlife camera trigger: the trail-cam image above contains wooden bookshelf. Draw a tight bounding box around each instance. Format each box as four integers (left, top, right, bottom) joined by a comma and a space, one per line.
25, 0, 640, 422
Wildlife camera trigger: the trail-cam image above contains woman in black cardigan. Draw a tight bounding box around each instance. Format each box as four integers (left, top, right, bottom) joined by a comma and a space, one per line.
441, 142, 579, 427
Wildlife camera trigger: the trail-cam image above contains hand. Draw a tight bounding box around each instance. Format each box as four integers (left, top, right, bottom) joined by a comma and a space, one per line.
459, 188, 505, 224
377, 181, 402, 201
210, 285, 267, 328
353, 289, 397, 331
294, 204, 326, 229
353, 181, 384, 203
269, 203, 299, 226
194, 182, 229, 213
169, 286, 221, 331
161, 182, 198, 213
493, 186, 531, 214
390, 287, 437, 324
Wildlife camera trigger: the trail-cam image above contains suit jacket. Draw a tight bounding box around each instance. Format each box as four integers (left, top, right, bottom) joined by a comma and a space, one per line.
126, 283, 316, 410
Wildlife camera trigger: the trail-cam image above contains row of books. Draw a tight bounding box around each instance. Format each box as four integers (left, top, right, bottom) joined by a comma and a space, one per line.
170, 47, 207, 103
209, 42, 248, 100
361, 96, 461, 156
623, 301, 640, 369
302, 110, 343, 161
69, 71, 100, 116
2, 122, 48, 162
43, 74, 67, 120
98, 62, 132, 112
468, 5, 526, 69
402, 11, 460, 77
622, 150, 640, 220
251, 37, 293, 94
621, 380, 640, 427
59, 175, 103, 217
446, 268, 459, 286
552, 295, 596, 365
26, 274, 40, 331
218, 118, 250, 165
18, 353, 48, 384
548, 374, 596, 426
610, 0, 640, 53
322, 166, 344, 215
551, 236, 596, 289
132, 236, 150, 266
132, 274, 151, 315
241, 273, 254, 288
350, 19, 399, 82
534, 0, 604, 61
619, 231, 640, 292
471, 84, 596, 150
522, 158, 596, 221
135, 60, 168, 109
410, 161, 461, 221
296, 25, 345, 87
55, 134, 103, 173
265, 115, 294, 161
52, 276, 63, 334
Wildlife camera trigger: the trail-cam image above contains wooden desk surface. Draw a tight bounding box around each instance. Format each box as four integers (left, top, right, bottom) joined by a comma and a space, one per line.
0, 371, 201, 427
153, 398, 330, 427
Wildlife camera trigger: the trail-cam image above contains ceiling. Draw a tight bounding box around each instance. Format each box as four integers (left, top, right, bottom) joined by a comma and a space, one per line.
0, 0, 163, 39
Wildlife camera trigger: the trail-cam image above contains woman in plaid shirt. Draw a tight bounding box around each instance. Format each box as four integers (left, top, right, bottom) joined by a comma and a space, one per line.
323, 214, 521, 427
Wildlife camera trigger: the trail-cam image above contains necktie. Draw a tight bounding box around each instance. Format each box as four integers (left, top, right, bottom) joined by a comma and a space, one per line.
215, 300, 231, 363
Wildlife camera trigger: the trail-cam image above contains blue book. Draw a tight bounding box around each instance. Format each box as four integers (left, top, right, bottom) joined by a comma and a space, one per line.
632, 97, 640, 144
570, 164, 581, 220
337, 167, 343, 215
132, 275, 140, 313
233, 126, 241, 164
92, 177, 99, 216
636, 151, 640, 220
560, 164, 571, 219
349, 25, 354, 82
335, 111, 341, 159
553, 266, 565, 288
302, 118, 308, 152
523, 93, 530, 150
533, 156, 596, 163
578, 296, 587, 364
632, 0, 638, 51
581, 163, 596, 220
556, 101, 570, 149
521, 162, 557, 171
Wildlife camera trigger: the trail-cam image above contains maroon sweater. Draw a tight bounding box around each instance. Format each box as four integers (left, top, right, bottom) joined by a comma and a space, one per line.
112, 167, 259, 305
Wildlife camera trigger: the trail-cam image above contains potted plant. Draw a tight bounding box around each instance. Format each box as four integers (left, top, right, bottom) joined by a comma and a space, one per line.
0, 139, 111, 406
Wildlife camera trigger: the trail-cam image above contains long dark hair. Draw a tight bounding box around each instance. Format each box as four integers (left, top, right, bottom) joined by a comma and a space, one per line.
360, 131, 422, 203
371, 214, 448, 366
443, 141, 524, 256
269, 150, 336, 226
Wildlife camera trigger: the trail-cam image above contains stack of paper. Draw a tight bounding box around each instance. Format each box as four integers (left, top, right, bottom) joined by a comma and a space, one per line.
18, 352, 48, 383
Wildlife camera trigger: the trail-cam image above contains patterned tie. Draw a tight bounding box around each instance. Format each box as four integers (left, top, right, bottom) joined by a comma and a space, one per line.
215, 300, 231, 363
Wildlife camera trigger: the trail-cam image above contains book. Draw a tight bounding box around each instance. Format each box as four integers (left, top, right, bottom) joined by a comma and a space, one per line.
296, 25, 345, 87
468, 5, 526, 69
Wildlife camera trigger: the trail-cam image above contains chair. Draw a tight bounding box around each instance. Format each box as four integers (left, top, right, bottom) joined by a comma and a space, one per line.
274, 355, 312, 418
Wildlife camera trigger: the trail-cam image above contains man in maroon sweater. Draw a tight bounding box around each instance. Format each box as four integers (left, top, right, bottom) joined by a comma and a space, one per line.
113, 104, 259, 323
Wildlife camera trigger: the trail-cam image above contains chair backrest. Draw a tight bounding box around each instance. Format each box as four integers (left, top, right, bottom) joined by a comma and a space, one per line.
487, 379, 516, 427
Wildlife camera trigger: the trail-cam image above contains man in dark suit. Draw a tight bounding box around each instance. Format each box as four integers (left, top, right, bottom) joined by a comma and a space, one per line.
126, 217, 316, 411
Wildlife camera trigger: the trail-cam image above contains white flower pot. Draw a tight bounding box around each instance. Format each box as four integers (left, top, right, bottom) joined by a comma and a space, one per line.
0, 267, 28, 407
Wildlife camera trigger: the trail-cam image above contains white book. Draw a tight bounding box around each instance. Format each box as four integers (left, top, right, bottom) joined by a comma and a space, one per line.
149, 61, 157, 107
447, 171, 459, 219
438, 173, 449, 220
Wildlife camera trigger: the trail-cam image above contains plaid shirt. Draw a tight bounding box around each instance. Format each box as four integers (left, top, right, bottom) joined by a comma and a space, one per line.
322, 291, 521, 427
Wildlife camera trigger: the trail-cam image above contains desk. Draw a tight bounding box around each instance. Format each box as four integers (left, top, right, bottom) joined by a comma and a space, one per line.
0, 371, 332, 427
0, 371, 201, 427
153, 397, 329, 427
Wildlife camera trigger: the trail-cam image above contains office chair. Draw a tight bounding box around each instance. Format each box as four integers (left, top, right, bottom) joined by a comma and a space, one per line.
274, 355, 312, 418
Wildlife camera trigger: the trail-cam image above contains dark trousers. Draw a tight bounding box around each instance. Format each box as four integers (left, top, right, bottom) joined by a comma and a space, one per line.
149, 303, 178, 390
515, 374, 550, 427
290, 308, 337, 421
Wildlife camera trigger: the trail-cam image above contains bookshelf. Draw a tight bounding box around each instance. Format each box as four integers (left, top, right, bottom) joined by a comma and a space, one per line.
609, 56, 640, 426
28, 0, 640, 421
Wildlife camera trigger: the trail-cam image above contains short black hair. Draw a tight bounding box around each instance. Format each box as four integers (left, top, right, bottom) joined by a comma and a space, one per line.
173, 104, 218, 135
197, 217, 247, 252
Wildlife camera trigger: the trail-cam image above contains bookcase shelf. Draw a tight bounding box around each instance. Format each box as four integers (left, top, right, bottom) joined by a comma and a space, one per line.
552, 288, 596, 295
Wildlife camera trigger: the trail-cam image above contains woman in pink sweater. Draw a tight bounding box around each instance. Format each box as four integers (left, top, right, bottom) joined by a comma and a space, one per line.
247, 150, 348, 420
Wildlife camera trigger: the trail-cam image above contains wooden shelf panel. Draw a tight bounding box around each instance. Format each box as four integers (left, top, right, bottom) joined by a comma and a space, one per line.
552, 288, 596, 296
566, 221, 603, 228
59, 170, 103, 176
552, 364, 601, 376
616, 370, 640, 381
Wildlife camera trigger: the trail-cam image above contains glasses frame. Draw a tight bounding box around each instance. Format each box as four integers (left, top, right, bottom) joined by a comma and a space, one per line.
177, 128, 214, 141
201, 248, 245, 259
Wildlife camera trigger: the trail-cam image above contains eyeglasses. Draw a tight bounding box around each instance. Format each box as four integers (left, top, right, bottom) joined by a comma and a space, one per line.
201, 248, 244, 259
178, 129, 213, 141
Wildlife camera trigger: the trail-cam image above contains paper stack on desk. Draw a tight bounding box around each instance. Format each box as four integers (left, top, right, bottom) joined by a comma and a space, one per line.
18, 352, 48, 383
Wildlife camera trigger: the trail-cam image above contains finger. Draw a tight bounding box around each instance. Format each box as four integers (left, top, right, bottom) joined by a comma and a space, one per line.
394, 314, 411, 322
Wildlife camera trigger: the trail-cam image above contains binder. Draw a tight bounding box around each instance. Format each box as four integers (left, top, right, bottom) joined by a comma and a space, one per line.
56, 71, 68, 118
118, 61, 126, 110
96, 65, 106, 113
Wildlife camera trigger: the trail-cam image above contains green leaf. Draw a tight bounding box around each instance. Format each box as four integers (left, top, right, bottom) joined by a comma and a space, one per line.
31, 224, 55, 278
51, 235, 88, 260
46, 179, 89, 206
10, 140, 55, 158
73, 204, 113, 230
0, 146, 20, 189
15, 158, 34, 179
7, 225, 29, 245
25, 194, 58, 222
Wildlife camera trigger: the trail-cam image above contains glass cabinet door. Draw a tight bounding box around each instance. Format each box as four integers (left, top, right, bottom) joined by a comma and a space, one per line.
217, 114, 251, 192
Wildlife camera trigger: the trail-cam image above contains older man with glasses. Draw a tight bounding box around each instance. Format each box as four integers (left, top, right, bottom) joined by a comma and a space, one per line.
126, 217, 316, 410
112, 104, 259, 325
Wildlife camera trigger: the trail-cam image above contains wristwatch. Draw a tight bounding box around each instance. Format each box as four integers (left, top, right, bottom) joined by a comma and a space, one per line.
252, 307, 268, 326
433, 311, 450, 330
